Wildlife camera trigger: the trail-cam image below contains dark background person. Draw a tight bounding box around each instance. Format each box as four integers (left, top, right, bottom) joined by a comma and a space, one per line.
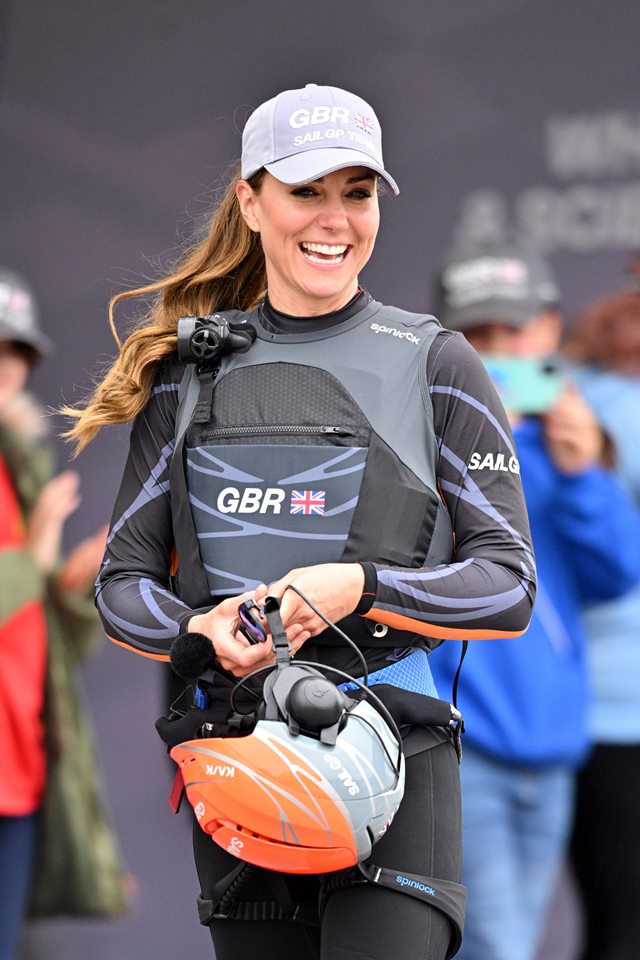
64, 83, 535, 960
563, 276, 640, 960
0, 269, 127, 960
429, 243, 640, 960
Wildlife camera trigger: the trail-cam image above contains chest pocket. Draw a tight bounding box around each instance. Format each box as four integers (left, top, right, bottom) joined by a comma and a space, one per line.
184, 362, 371, 596
174, 358, 446, 607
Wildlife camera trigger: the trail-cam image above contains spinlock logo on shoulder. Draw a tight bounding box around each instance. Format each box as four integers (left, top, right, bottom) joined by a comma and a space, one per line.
395, 876, 436, 897
217, 487, 326, 516
370, 323, 421, 345
468, 451, 520, 474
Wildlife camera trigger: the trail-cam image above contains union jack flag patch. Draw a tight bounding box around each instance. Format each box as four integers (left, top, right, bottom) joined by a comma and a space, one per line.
290, 490, 326, 516
353, 113, 374, 135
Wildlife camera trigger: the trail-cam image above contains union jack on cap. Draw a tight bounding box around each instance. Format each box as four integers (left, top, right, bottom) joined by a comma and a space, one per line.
353, 113, 374, 135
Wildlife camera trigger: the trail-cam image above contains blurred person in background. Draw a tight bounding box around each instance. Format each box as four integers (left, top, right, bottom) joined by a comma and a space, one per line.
563, 270, 640, 960
429, 243, 640, 960
0, 269, 127, 960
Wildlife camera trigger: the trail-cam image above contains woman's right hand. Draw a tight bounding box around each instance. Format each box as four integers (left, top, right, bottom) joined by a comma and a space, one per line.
26, 470, 82, 575
187, 592, 310, 678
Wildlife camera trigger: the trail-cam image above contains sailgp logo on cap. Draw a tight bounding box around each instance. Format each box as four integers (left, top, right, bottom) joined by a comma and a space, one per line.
288, 103, 378, 151
370, 322, 421, 345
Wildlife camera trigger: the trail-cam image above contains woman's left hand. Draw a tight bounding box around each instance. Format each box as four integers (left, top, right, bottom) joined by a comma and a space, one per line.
258, 562, 366, 651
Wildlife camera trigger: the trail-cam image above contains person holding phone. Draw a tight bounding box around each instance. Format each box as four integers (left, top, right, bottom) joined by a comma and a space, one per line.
64, 85, 538, 960
430, 242, 640, 960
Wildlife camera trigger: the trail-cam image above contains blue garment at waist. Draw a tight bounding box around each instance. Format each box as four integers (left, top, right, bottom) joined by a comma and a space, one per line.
339, 647, 439, 698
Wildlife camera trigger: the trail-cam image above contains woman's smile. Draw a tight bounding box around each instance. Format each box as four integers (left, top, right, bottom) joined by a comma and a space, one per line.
298, 241, 350, 266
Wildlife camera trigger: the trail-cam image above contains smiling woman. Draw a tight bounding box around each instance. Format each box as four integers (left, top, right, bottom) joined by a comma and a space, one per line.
235, 168, 380, 315
63, 83, 536, 960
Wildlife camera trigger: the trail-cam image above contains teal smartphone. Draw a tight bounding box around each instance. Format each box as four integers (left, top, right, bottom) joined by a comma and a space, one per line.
481, 355, 564, 414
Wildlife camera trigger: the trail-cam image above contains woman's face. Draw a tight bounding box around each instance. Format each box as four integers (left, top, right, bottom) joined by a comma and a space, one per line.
0, 341, 30, 410
236, 167, 380, 316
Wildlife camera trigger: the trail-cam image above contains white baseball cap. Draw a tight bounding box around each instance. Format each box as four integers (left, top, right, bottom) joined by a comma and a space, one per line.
241, 83, 399, 196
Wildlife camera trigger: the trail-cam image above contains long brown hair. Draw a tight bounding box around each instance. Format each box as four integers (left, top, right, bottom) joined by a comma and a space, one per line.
63, 169, 266, 454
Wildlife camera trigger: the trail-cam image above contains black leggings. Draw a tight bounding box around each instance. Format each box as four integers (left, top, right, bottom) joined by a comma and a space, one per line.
193, 740, 462, 960
571, 743, 640, 960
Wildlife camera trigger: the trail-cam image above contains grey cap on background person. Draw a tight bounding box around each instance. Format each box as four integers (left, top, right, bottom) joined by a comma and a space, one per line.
0, 267, 53, 362
241, 82, 399, 196
433, 242, 560, 332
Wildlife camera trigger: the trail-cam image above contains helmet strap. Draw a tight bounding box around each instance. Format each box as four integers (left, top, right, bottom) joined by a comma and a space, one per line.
263, 596, 292, 671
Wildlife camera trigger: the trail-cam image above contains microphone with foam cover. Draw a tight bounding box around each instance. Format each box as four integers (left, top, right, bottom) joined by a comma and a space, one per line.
169, 632, 215, 680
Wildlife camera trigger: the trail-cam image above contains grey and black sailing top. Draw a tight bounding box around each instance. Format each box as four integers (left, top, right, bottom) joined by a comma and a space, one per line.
96, 293, 536, 677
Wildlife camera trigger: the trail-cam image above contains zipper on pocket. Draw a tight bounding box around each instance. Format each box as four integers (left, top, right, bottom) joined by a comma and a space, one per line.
200, 424, 356, 440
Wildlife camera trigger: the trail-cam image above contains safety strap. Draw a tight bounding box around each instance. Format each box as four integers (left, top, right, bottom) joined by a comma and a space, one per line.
198, 862, 256, 922
355, 862, 466, 959
263, 596, 291, 670
168, 365, 212, 606
451, 639, 468, 714
175, 364, 201, 445
192, 368, 216, 426
197, 862, 318, 926
168, 768, 185, 814
200, 858, 465, 958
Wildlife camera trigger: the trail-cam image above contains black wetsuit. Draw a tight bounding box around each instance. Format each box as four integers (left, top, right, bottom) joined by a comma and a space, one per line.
97, 293, 535, 959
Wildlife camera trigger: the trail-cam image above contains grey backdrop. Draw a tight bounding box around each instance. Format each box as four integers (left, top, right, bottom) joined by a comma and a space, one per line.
1, 1, 638, 957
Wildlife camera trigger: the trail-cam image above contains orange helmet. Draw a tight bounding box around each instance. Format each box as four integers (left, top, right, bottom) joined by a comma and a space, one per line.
171, 672, 405, 874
